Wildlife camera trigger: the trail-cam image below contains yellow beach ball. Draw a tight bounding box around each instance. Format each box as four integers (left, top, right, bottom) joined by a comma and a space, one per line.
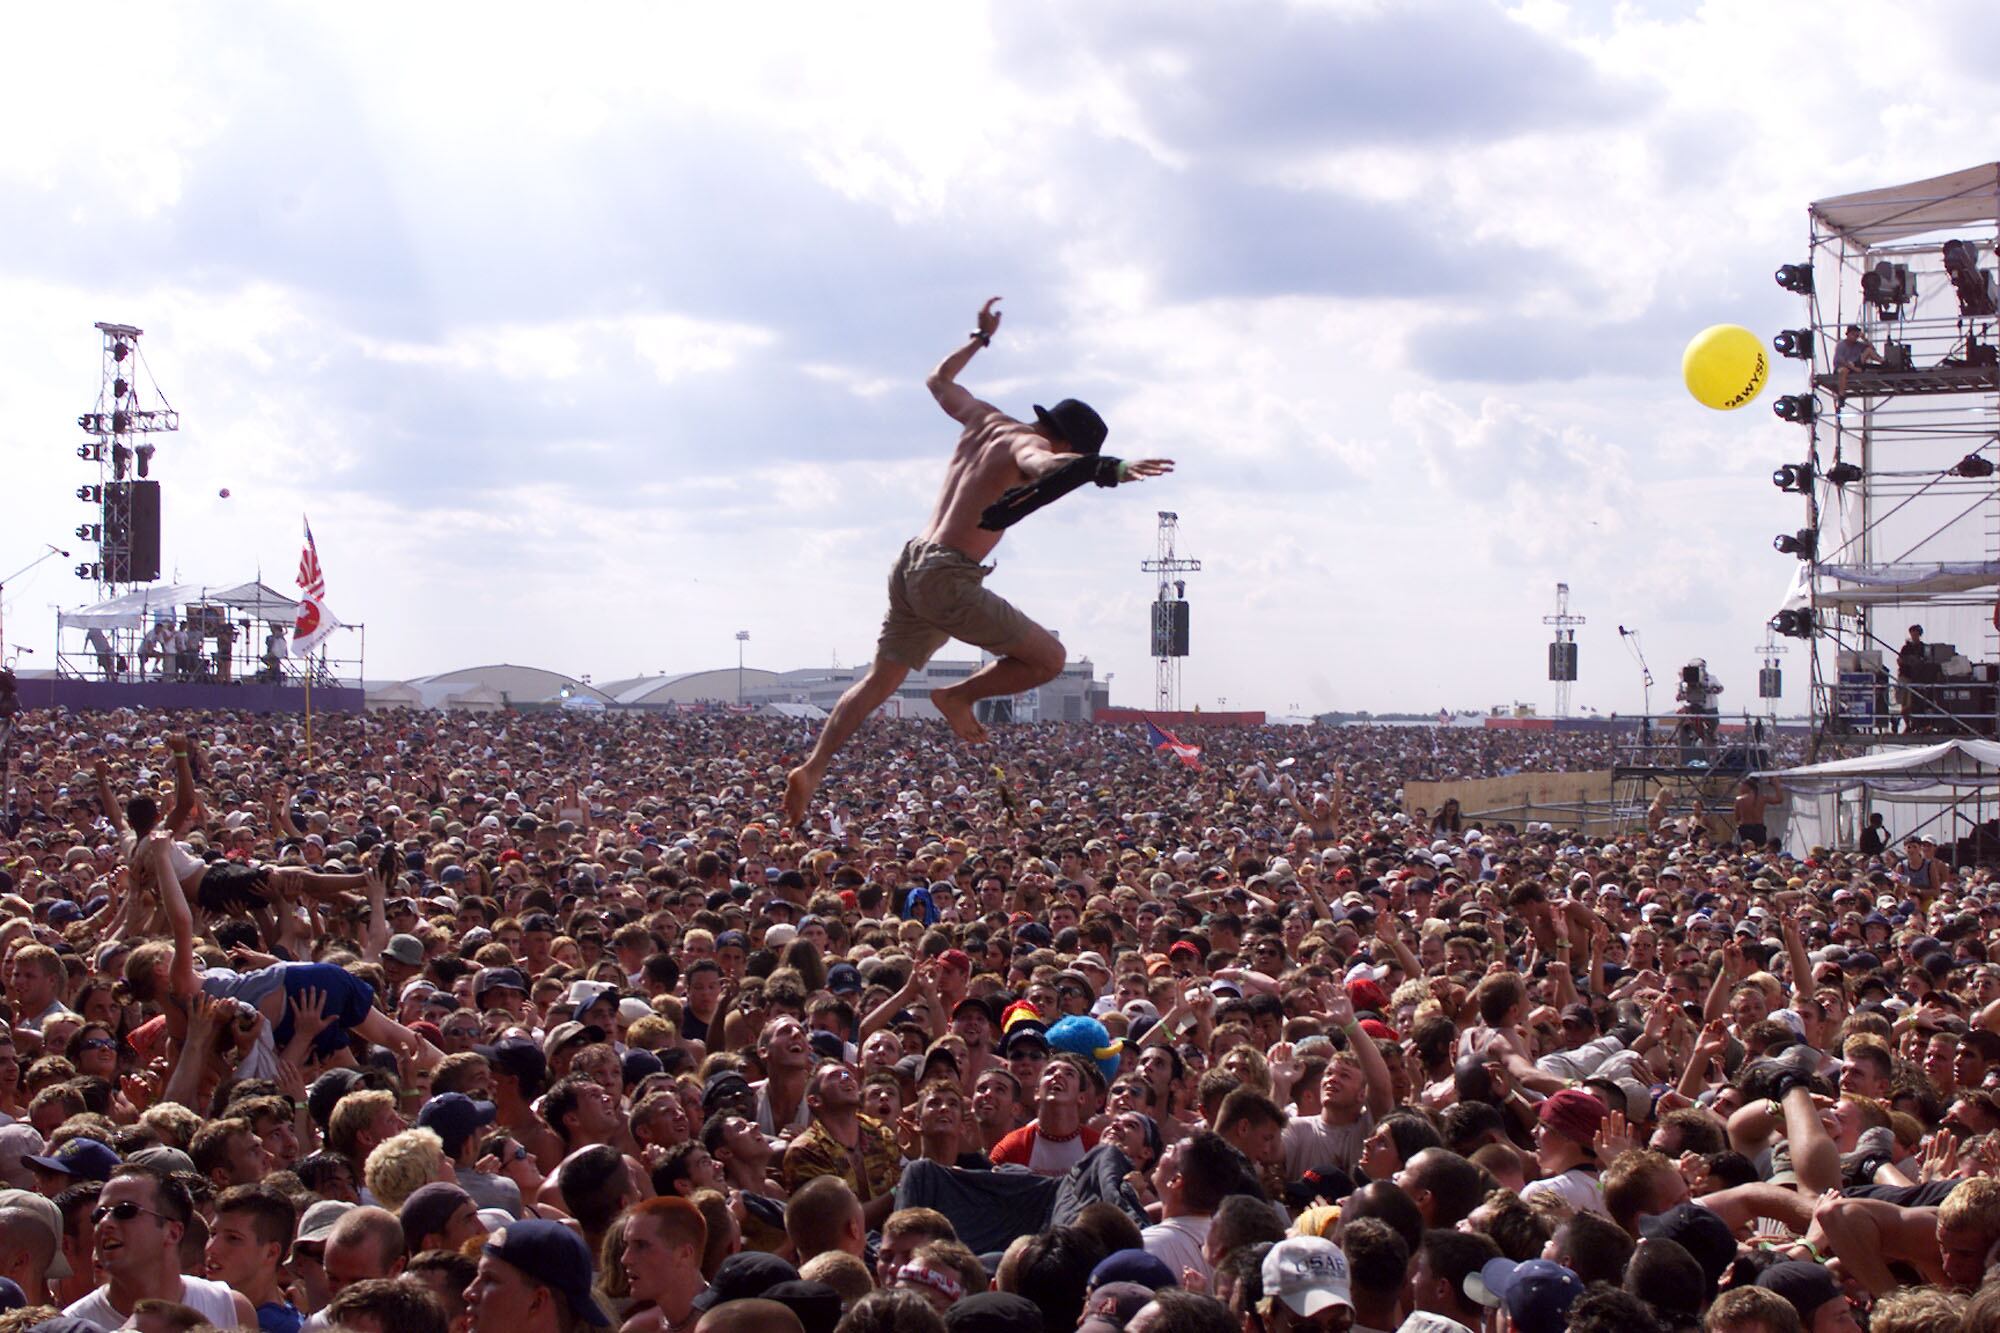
1683, 324, 1769, 410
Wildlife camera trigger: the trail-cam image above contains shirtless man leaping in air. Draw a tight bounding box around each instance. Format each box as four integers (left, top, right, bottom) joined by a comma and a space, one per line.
784, 297, 1173, 826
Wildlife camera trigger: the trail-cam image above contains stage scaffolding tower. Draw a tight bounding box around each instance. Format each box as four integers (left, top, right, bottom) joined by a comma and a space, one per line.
74, 322, 178, 595
1141, 512, 1198, 712
1771, 164, 2000, 854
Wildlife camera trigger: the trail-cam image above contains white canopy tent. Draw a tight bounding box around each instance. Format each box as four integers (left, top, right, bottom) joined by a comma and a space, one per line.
1756, 739, 2000, 853
1755, 738, 2000, 799
1812, 163, 2000, 245
58, 581, 302, 632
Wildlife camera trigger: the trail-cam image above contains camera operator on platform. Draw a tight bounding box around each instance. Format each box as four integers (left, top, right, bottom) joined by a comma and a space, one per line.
1676, 657, 1722, 744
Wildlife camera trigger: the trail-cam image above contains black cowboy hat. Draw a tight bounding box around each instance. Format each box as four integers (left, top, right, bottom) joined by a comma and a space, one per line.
1033, 399, 1108, 454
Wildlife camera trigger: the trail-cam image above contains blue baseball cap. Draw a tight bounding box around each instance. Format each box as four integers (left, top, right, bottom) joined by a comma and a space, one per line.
25, 1137, 119, 1182
1469, 1258, 1582, 1333
483, 1219, 608, 1326
416, 1093, 497, 1157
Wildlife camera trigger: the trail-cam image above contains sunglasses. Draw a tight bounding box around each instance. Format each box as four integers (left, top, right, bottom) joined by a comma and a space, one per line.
80, 1038, 116, 1051
93, 1201, 168, 1225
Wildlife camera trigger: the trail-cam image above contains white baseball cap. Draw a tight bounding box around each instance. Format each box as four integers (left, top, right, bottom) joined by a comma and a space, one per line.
1261, 1236, 1353, 1318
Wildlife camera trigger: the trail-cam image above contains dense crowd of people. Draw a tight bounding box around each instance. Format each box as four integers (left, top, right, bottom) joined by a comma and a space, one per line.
0, 704, 1991, 1333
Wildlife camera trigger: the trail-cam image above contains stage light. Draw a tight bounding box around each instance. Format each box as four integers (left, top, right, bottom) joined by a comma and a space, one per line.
111, 442, 130, 480
1771, 608, 1816, 639
75, 442, 100, 461
1774, 528, 1817, 559
1772, 462, 1813, 492
111, 342, 129, 362
1775, 263, 1814, 295
74, 523, 99, 541
75, 562, 99, 580
1943, 239, 1997, 317
76, 412, 103, 433
1861, 261, 1911, 315
111, 410, 131, 433
1773, 329, 1812, 359
1881, 342, 1914, 372
1773, 394, 1817, 424
135, 443, 154, 478
1826, 462, 1863, 485
76, 484, 101, 503
1956, 454, 1996, 478
112, 377, 129, 398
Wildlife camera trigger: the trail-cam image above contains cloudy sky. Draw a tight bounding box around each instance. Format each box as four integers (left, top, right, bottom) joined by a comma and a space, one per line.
4, 0, 1998, 716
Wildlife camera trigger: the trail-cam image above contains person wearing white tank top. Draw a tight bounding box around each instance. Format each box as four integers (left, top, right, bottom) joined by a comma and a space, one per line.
62, 1170, 254, 1332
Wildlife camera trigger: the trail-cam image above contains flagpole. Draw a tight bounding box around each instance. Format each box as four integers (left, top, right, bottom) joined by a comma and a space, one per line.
304, 664, 313, 762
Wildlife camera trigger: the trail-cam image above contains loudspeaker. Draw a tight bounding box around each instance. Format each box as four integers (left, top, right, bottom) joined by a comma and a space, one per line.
1151, 600, 1190, 658
1759, 666, 1783, 699
102, 480, 161, 583
1548, 642, 1578, 682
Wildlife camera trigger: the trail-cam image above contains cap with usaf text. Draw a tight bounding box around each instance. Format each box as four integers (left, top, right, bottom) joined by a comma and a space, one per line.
1261, 1236, 1353, 1319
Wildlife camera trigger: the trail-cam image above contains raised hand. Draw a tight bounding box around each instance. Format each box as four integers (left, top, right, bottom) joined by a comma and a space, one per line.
1918, 1130, 1961, 1182
1120, 459, 1175, 482
975, 297, 1002, 339
290, 987, 333, 1043
1595, 1108, 1637, 1161
1268, 1041, 1302, 1090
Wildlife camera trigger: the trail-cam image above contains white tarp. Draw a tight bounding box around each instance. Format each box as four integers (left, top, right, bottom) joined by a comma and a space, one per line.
1786, 561, 2000, 613
1812, 163, 2000, 245
58, 581, 303, 632
1755, 738, 2000, 799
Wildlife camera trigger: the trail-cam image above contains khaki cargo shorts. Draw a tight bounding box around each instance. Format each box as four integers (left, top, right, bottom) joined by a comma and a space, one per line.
876, 538, 1039, 669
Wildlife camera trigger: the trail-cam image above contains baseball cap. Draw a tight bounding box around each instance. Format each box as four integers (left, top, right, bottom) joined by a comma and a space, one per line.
24, 1137, 118, 1182
761, 1279, 843, 1333
543, 1022, 603, 1059
384, 934, 425, 967
400, 1181, 479, 1246
0, 1189, 73, 1279
1536, 1088, 1606, 1145
417, 1092, 498, 1157
307, 1068, 366, 1130
1756, 1261, 1846, 1326
295, 1199, 355, 1248
484, 1219, 608, 1325
127, 1146, 197, 1175
692, 1251, 801, 1310
1087, 1248, 1176, 1292
1261, 1236, 1353, 1318
1467, 1258, 1582, 1333
475, 966, 529, 997
1638, 1202, 1736, 1301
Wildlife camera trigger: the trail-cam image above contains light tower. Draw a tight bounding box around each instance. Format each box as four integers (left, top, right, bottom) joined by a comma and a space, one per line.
1543, 583, 1584, 718
1140, 512, 1200, 712
74, 322, 178, 593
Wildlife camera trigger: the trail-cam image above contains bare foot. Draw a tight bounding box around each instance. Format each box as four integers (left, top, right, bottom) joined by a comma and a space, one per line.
784, 765, 820, 828
931, 689, 989, 744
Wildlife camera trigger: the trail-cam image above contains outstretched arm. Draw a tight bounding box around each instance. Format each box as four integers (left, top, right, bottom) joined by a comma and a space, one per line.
153, 835, 201, 1000
927, 297, 1004, 426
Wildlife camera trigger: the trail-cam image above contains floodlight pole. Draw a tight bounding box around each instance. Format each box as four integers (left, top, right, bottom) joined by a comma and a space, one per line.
736, 630, 750, 704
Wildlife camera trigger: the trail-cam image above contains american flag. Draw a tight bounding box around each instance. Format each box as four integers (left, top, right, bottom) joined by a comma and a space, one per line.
293, 516, 340, 654
297, 518, 326, 599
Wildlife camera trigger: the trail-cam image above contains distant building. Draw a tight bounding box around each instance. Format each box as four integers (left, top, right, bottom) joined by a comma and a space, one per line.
367, 656, 1109, 718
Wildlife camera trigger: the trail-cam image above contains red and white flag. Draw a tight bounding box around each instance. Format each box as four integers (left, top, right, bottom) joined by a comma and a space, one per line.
293, 517, 341, 653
